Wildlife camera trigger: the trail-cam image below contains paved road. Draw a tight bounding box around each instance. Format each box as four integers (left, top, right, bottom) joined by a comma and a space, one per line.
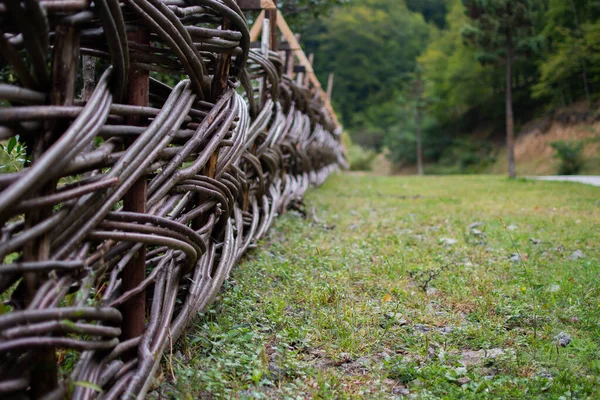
527, 176, 600, 187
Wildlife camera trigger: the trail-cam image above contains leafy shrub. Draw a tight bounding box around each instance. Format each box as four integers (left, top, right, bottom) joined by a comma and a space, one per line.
551, 140, 584, 175
347, 144, 377, 171
430, 138, 495, 174
343, 133, 377, 171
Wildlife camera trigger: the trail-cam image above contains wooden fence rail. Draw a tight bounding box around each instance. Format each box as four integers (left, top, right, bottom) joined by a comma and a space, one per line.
0, 0, 344, 398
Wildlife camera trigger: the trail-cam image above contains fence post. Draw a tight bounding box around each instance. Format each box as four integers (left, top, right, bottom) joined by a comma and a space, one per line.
193, 15, 233, 231
121, 29, 149, 351
25, 23, 79, 397
208, 16, 232, 174
267, 9, 278, 52
327, 72, 334, 101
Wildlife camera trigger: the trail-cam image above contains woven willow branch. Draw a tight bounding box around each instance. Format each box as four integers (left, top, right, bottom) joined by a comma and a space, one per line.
0, 0, 344, 398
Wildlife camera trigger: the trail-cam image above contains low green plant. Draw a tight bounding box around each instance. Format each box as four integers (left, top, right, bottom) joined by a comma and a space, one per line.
550, 140, 584, 175
0, 135, 27, 172
347, 144, 377, 171
434, 138, 496, 174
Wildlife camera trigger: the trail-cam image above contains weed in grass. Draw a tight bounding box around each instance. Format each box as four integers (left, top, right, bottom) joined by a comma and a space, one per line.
408, 262, 455, 292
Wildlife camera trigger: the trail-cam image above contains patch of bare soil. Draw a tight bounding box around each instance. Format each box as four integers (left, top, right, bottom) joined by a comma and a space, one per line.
489, 111, 600, 175
513, 121, 600, 175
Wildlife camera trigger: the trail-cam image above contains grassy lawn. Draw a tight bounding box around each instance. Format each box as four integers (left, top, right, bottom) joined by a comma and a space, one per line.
154, 174, 600, 399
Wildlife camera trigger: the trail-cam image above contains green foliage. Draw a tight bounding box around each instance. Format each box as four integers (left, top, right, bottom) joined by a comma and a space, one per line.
533, 0, 600, 105
461, 0, 542, 64
405, 0, 448, 28
384, 357, 420, 383
304, 0, 600, 172
0, 136, 28, 173
279, 0, 349, 28
429, 137, 496, 174
343, 134, 377, 171
419, 0, 495, 124
302, 0, 430, 144
551, 140, 585, 175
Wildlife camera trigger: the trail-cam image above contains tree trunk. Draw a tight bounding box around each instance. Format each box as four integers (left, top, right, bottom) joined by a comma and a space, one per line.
505, 40, 516, 179
569, 0, 592, 107
581, 61, 591, 106
416, 109, 423, 176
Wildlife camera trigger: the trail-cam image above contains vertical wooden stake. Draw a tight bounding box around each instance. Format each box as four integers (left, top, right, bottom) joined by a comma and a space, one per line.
27, 23, 79, 397
304, 53, 314, 87
267, 9, 278, 52
285, 50, 294, 77
285, 33, 300, 78
296, 70, 304, 86
211, 19, 232, 100
261, 18, 270, 56
81, 55, 96, 101
194, 17, 232, 228
326, 72, 334, 101
208, 17, 232, 174
259, 18, 270, 108
121, 29, 149, 350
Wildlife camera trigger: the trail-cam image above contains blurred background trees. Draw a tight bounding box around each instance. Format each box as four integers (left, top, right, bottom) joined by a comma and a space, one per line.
295, 0, 600, 175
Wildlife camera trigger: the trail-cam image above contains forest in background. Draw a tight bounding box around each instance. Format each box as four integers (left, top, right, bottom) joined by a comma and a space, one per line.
290, 0, 600, 175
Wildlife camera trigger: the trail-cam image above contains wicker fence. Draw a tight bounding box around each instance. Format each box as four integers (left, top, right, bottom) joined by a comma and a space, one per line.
0, 0, 344, 398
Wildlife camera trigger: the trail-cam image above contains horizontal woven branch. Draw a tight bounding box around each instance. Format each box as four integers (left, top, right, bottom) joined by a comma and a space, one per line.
0, 0, 344, 398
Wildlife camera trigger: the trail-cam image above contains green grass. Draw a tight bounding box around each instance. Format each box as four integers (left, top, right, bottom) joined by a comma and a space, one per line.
154, 174, 600, 399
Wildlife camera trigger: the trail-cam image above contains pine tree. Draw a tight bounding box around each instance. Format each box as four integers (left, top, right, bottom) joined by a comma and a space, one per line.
533, 0, 600, 107
462, 0, 541, 178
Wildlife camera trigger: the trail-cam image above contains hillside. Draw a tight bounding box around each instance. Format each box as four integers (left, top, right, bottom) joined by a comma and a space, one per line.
489, 114, 600, 176
367, 109, 600, 176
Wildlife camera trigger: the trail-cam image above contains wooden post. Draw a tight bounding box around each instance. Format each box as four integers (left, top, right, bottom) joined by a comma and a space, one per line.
27, 23, 79, 397
81, 56, 95, 101
266, 9, 278, 52
212, 18, 232, 100
296, 71, 304, 86
326, 72, 334, 101
261, 18, 270, 56
249, 10, 265, 42
121, 29, 150, 350
259, 17, 270, 107
193, 15, 233, 227
285, 49, 294, 77
304, 53, 314, 87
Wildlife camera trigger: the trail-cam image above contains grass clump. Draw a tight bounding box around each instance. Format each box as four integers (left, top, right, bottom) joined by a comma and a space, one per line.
155, 174, 599, 399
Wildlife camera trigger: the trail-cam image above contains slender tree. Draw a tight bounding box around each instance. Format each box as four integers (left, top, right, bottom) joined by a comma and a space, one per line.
462, 0, 540, 178
409, 68, 428, 176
